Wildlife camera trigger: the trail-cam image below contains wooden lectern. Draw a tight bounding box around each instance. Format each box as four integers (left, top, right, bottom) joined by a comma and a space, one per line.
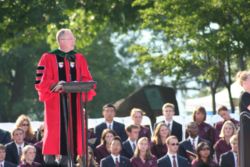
60, 81, 96, 167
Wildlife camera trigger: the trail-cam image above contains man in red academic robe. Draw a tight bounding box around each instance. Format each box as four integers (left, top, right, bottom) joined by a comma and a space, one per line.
35, 28, 96, 165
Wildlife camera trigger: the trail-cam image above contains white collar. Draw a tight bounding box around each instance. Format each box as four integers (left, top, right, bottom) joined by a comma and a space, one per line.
111, 154, 120, 162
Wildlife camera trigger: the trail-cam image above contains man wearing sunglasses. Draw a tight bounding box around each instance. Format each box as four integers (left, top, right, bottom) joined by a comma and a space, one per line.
158, 135, 190, 167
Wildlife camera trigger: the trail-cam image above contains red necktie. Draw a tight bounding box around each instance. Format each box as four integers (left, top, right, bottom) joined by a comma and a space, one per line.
115, 157, 119, 167
172, 155, 177, 167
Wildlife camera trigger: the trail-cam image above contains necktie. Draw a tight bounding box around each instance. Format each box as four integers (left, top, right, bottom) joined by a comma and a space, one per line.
132, 142, 136, 151
115, 157, 119, 167
19, 146, 22, 156
172, 155, 177, 167
108, 124, 112, 130
192, 139, 195, 151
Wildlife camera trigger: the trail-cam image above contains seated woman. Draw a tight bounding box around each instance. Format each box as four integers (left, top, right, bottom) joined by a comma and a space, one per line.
191, 106, 216, 145
150, 123, 170, 159
192, 142, 218, 167
130, 108, 151, 140
94, 129, 116, 164
34, 124, 45, 166
131, 137, 157, 167
15, 115, 37, 144
19, 145, 42, 167
77, 146, 97, 167
214, 120, 236, 162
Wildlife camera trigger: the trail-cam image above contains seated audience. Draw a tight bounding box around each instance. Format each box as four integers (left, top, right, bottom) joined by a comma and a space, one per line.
154, 103, 182, 141
190, 106, 216, 145
34, 124, 45, 166
179, 122, 209, 163
0, 144, 16, 167
122, 125, 140, 159
100, 136, 132, 167
130, 137, 157, 167
214, 106, 239, 140
191, 142, 218, 167
5, 128, 27, 165
130, 108, 151, 140
19, 145, 41, 167
0, 128, 11, 145
95, 104, 127, 146
151, 123, 170, 159
158, 135, 190, 167
214, 120, 236, 162
15, 115, 36, 144
219, 134, 239, 167
94, 129, 116, 164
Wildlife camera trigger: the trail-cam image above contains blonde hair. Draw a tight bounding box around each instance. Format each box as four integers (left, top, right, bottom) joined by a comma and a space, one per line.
230, 134, 238, 145
236, 71, 250, 86
133, 137, 153, 160
21, 145, 36, 162
219, 120, 236, 138
130, 108, 145, 117
166, 135, 178, 145
152, 123, 170, 145
162, 103, 175, 111
15, 114, 34, 140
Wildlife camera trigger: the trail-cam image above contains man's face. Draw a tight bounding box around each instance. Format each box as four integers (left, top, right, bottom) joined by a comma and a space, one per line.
187, 122, 199, 138
128, 128, 140, 141
219, 110, 231, 120
162, 107, 175, 120
13, 130, 25, 144
0, 149, 6, 161
132, 112, 143, 125
167, 138, 179, 154
110, 140, 122, 155
59, 31, 75, 51
102, 107, 115, 122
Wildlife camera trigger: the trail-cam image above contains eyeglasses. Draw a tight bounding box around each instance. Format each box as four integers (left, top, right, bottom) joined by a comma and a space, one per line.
22, 123, 29, 126
170, 143, 179, 146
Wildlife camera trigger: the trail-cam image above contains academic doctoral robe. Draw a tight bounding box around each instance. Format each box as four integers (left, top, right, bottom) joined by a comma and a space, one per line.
35, 49, 96, 156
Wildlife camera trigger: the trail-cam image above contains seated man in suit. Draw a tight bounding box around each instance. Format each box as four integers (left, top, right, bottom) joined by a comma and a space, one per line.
0, 144, 16, 167
95, 104, 127, 146
100, 136, 132, 167
154, 103, 182, 141
122, 125, 140, 159
0, 129, 11, 145
178, 122, 209, 163
158, 135, 190, 167
219, 134, 238, 167
5, 128, 27, 165
214, 106, 239, 140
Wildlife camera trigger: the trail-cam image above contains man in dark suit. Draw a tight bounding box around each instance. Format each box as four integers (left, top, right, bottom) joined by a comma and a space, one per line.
100, 136, 132, 167
0, 129, 11, 145
178, 121, 209, 163
220, 134, 238, 167
95, 104, 127, 146
158, 136, 190, 167
122, 125, 140, 159
0, 144, 16, 167
154, 103, 182, 141
5, 128, 27, 165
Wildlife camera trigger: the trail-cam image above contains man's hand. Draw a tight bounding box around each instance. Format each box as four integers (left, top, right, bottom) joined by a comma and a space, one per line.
51, 81, 66, 92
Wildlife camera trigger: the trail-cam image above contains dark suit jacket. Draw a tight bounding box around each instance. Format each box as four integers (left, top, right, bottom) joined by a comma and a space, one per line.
2, 161, 17, 167
178, 137, 208, 162
122, 140, 134, 159
157, 154, 190, 167
100, 155, 132, 167
95, 121, 127, 146
154, 120, 183, 142
219, 151, 236, 167
0, 129, 11, 145
5, 142, 27, 165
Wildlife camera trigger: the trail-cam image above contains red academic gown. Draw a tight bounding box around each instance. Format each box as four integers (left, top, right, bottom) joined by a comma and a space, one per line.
35, 51, 96, 156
